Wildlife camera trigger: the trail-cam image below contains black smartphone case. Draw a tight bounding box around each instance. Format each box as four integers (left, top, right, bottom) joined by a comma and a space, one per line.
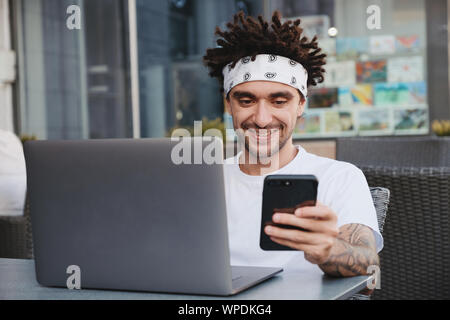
260, 174, 318, 251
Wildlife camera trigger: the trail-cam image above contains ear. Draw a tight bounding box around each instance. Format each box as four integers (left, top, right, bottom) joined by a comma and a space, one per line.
297, 97, 306, 118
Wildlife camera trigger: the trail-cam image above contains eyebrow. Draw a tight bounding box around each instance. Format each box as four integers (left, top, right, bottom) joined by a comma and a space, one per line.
232, 91, 257, 100
268, 91, 294, 99
232, 90, 294, 100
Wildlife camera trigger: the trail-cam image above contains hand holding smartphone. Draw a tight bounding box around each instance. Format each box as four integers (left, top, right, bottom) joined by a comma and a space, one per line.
260, 175, 318, 251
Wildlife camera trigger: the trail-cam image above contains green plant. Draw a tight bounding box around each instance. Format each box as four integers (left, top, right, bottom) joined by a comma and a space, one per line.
167, 117, 226, 143
431, 120, 450, 137
19, 134, 37, 144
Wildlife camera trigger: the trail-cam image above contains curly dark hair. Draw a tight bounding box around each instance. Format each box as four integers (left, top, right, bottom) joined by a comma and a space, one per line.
203, 11, 327, 96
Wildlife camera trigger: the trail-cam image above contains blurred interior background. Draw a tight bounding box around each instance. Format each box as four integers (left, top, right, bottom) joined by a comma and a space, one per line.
1, 0, 449, 144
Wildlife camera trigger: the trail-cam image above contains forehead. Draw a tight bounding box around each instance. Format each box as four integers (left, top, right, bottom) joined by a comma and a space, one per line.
230, 80, 299, 97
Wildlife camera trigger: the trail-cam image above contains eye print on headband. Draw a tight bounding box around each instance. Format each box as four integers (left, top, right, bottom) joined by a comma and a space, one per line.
289, 60, 297, 67
242, 57, 251, 64
229, 81, 234, 91
268, 55, 277, 63
244, 72, 251, 81
265, 72, 277, 79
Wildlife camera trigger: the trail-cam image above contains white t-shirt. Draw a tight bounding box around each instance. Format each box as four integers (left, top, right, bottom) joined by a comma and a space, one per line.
223, 145, 383, 273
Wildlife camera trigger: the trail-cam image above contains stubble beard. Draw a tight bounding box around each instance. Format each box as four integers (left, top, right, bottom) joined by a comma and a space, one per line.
236, 126, 294, 164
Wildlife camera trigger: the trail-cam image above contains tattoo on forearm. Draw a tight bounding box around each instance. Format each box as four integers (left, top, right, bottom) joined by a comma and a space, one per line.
319, 224, 379, 277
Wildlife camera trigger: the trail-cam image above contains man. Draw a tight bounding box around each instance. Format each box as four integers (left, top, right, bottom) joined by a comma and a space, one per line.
203, 11, 382, 277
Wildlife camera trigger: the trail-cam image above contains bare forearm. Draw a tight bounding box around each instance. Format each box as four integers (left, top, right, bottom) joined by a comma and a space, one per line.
265, 213, 380, 278
318, 237, 379, 277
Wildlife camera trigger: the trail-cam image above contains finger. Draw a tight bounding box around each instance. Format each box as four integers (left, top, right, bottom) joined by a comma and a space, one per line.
269, 236, 316, 252
315, 200, 325, 207
273, 213, 338, 236
295, 205, 336, 221
265, 225, 326, 245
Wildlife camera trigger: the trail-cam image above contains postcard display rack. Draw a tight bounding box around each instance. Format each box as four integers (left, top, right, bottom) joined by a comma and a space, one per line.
294, 34, 428, 139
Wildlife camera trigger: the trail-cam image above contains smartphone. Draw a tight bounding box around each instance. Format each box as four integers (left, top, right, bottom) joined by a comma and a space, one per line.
260, 174, 318, 251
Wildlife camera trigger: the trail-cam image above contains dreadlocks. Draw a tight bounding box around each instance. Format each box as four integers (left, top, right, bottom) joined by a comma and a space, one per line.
203, 11, 327, 94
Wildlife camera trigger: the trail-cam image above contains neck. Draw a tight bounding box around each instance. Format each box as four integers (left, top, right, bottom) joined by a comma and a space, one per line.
238, 140, 298, 176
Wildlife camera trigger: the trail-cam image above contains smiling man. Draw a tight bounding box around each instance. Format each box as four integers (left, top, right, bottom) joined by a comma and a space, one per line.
203, 11, 382, 278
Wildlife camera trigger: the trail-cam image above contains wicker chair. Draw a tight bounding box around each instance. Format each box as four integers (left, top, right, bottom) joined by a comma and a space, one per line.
368, 187, 390, 235
337, 137, 450, 299
336, 136, 450, 167
361, 166, 450, 300
0, 198, 33, 259
349, 186, 390, 300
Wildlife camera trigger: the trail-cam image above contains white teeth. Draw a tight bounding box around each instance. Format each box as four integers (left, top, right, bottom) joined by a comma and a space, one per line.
250, 130, 277, 133
246, 129, 279, 139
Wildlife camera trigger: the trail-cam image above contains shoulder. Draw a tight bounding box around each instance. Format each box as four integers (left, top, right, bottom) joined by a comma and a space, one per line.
224, 155, 239, 165
0, 130, 23, 150
0, 130, 25, 172
223, 154, 241, 180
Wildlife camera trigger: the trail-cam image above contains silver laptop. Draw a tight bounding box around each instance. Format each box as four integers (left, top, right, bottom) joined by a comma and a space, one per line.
24, 137, 282, 296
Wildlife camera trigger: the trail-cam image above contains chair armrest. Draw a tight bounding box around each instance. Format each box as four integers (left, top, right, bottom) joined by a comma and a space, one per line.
0, 200, 33, 259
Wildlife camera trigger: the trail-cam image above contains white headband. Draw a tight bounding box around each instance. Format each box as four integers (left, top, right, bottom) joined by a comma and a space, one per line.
222, 54, 308, 98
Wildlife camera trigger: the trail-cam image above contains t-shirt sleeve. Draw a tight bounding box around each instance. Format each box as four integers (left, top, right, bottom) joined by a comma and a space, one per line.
319, 163, 384, 253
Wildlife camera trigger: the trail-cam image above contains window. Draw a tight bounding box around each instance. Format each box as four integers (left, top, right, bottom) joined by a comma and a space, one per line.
271, 0, 429, 138
0, 0, 15, 132
14, 0, 132, 140
135, 0, 261, 138
11, 0, 445, 141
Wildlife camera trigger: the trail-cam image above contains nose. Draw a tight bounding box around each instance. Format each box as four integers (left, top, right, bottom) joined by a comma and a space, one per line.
253, 100, 273, 128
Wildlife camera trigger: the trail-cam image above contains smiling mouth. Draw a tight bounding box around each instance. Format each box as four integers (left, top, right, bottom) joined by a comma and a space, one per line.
245, 128, 280, 144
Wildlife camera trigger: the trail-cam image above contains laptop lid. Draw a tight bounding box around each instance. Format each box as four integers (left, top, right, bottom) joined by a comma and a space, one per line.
24, 137, 233, 295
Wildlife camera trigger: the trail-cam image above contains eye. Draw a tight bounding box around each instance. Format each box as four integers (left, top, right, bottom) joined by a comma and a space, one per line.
273, 100, 287, 105
239, 99, 254, 105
